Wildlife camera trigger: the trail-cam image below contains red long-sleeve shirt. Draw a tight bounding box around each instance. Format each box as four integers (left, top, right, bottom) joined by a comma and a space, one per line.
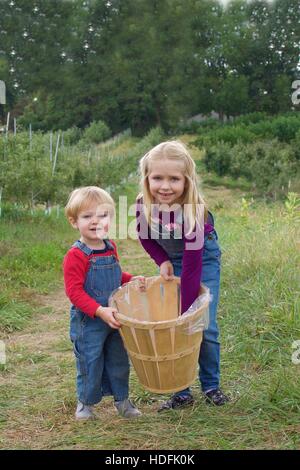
63, 240, 132, 318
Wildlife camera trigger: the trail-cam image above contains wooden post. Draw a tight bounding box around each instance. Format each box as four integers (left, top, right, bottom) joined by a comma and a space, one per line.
31, 191, 34, 215
13, 118, 16, 136
52, 132, 60, 176
6, 112, 10, 138
29, 123, 32, 151
0, 187, 2, 218
45, 200, 52, 216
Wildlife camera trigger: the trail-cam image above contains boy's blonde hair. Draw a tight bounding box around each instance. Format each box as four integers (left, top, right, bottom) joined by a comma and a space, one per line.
139, 140, 207, 233
65, 186, 115, 221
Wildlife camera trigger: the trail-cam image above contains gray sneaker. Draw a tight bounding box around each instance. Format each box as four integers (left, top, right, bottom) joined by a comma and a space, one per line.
115, 399, 142, 418
75, 401, 96, 420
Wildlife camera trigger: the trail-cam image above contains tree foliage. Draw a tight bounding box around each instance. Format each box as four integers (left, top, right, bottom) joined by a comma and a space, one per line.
0, 0, 299, 133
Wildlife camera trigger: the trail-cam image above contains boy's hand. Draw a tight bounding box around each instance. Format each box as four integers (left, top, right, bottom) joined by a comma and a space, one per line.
131, 275, 146, 292
95, 306, 121, 329
160, 260, 174, 281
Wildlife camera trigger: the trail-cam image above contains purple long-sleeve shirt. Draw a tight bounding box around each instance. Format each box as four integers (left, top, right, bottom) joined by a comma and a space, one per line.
136, 199, 214, 314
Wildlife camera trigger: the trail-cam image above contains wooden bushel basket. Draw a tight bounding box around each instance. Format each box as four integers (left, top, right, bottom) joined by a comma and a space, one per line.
110, 276, 210, 394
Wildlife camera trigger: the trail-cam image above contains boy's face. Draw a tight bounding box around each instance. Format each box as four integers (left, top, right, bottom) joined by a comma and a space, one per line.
70, 202, 111, 246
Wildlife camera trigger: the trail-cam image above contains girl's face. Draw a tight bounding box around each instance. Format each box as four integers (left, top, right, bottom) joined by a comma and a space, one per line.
148, 158, 186, 206
70, 202, 111, 248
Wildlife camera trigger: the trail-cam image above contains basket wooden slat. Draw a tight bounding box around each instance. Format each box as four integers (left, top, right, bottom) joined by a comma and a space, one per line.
111, 276, 209, 394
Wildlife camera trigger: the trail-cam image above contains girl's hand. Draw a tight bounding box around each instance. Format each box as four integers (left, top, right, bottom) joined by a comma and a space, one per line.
160, 260, 174, 281
95, 306, 121, 329
131, 275, 146, 292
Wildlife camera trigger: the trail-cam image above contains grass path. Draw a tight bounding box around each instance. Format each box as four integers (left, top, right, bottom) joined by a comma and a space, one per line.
0, 289, 73, 449
1, 278, 299, 450
0, 279, 226, 450
0, 287, 163, 450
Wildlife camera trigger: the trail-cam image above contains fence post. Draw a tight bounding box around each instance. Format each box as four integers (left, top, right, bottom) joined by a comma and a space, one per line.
29, 123, 32, 151
52, 131, 60, 176
31, 190, 34, 215
45, 200, 52, 216
6, 112, 10, 138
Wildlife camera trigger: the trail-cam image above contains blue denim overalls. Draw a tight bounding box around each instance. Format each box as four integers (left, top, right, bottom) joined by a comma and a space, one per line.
153, 211, 221, 394
69, 240, 129, 406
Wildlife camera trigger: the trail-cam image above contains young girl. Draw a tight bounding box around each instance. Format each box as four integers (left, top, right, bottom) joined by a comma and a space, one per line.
64, 186, 144, 419
136, 141, 229, 410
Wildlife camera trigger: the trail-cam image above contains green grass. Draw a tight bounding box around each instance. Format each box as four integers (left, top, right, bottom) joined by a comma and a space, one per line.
0, 137, 299, 449
202, 172, 253, 192
0, 213, 74, 332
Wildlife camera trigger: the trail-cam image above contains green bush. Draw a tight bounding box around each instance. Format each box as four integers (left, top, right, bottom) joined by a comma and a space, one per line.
82, 120, 111, 144
204, 139, 298, 193
204, 143, 232, 176
0, 127, 164, 209
177, 117, 222, 134
63, 126, 82, 146
248, 120, 275, 139
248, 115, 300, 144
195, 112, 300, 147
292, 129, 300, 160
228, 143, 253, 181
272, 116, 300, 143
196, 125, 255, 147
233, 112, 268, 125
245, 140, 298, 192
176, 120, 200, 134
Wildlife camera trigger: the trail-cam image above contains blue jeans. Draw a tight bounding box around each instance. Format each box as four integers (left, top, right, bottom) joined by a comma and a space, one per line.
170, 229, 221, 395
69, 240, 129, 405
70, 310, 129, 405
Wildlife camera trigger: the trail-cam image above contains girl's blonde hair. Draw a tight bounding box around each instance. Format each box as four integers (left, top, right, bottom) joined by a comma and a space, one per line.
139, 140, 207, 233
65, 186, 115, 220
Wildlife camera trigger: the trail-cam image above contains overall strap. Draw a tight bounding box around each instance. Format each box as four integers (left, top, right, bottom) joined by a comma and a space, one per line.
72, 240, 93, 256
72, 239, 115, 255
104, 239, 115, 251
